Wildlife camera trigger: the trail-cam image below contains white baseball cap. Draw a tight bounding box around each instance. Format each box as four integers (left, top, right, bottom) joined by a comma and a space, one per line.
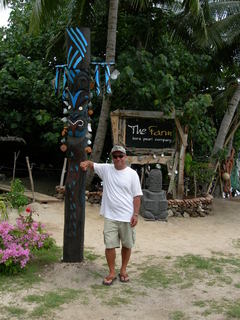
111, 145, 126, 154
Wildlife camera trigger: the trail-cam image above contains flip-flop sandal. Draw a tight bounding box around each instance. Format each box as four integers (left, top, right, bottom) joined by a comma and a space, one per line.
102, 276, 117, 286
118, 273, 130, 283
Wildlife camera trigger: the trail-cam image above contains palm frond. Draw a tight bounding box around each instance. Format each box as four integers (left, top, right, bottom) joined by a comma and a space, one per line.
29, 0, 64, 33
130, 0, 152, 11
172, 0, 240, 52
168, 1, 184, 13
67, 0, 93, 27
46, 29, 66, 58
202, 0, 212, 21
0, 0, 10, 8
209, 0, 240, 19
212, 12, 240, 44
183, 0, 200, 15
173, 7, 211, 47
205, 22, 225, 48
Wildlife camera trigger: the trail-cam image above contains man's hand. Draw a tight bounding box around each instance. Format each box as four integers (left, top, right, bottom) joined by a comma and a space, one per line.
130, 214, 138, 227
80, 160, 93, 171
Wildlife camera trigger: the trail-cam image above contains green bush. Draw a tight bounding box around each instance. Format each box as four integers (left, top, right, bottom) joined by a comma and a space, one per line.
5, 179, 28, 212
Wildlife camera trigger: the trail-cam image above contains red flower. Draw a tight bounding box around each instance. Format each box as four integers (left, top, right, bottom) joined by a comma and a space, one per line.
26, 207, 31, 213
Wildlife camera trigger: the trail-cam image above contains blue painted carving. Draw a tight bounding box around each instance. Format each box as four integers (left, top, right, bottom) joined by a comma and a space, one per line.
91, 62, 114, 96
55, 28, 115, 263
94, 64, 100, 96
61, 27, 91, 263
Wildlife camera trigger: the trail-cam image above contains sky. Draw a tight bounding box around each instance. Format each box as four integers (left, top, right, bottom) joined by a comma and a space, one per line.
0, 7, 11, 27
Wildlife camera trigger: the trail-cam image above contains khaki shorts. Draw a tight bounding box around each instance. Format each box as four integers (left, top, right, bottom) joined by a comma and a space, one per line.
103, 217, 136, 249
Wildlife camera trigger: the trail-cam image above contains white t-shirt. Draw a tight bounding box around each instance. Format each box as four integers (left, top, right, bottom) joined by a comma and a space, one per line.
94, 163, 143, 222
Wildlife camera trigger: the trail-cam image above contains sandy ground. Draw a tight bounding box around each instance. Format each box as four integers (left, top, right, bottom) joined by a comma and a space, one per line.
5, 198, 240, 319
30, 198, 240, 258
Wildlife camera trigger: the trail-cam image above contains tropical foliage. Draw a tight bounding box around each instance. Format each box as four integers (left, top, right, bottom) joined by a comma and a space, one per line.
0, 0, 239, 189
0, 1, 65, 159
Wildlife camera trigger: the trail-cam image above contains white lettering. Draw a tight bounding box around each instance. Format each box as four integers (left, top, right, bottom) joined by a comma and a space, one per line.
128, 125, 147, 135
132, 137, 142, 141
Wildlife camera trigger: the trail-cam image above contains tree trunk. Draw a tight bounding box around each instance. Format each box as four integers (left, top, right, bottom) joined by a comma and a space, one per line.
212, 83, 240, 156
86, 0, 119, 188
226, 136, 234, 156
177, 129, 188, 199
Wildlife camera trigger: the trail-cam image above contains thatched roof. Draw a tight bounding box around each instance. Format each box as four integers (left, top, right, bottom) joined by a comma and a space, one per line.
0, 136, 26, 144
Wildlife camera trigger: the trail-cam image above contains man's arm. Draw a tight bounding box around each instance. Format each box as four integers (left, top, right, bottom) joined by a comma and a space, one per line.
80, 160, 94, 171
133, 196, 141, 216
130, 196, 141, 227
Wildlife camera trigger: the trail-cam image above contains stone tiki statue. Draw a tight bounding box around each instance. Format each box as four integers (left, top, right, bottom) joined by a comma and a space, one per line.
140, 168, 168, 221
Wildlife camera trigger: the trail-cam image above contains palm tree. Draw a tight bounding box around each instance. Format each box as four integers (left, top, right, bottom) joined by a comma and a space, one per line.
183, 0, 240, 55
86, 0, 119, 187
173, 0, 240, 53
170, 0, 240, 186
29, 0, 93, 32
2, 0, 239, 178
212, 82, 240, 156
10, 0, 133, 188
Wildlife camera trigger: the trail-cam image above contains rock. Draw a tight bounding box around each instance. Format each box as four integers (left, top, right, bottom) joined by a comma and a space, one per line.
175, 211, 182, 217
183, 212, 190, 218
167, 209, 174, 217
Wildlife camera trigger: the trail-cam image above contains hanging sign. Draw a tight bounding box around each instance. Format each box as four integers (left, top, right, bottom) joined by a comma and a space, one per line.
126, 118, 175, 149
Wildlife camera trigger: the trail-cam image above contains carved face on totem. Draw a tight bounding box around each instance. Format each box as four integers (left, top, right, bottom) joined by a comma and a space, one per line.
62, 27, 91, 156
67, 69, 89, 140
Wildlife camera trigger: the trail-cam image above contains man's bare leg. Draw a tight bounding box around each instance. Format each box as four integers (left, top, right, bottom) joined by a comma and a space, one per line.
104, 248, 116, 284
120, 247, 131, 281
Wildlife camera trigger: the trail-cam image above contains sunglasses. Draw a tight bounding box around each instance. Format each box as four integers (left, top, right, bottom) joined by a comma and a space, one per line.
112, 154, 124, 159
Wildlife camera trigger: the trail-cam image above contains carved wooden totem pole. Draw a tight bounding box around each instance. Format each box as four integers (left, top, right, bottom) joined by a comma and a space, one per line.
59, 27, 91, 262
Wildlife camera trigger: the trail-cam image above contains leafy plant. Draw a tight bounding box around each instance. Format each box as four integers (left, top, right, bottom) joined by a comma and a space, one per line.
212, 148, 228, 162
5, 179, 28, 212
184, 160, 215, 194
0, 206, 55, 275
191, 162, 215, 185
0, 244, 61, 293
0, 0, 62, 159
0, 221, 30, 274
184, 153, 193, 176
0, 198, 9, 221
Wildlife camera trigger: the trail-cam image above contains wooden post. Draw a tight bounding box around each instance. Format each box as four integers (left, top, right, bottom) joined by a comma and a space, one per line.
168, 151, 179, 198
13, 151, 20, 181
178, 143, 186, 198
62, 27, 91, 263
175, 119, 188, 199
26, 156, 35, 202
193, 172, 197, 198
219, 166, 223, 197
207, 161, 219, 194
60, 157, 67, 188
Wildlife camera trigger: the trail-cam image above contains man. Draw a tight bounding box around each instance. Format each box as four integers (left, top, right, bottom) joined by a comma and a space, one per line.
80, 145, 142, 285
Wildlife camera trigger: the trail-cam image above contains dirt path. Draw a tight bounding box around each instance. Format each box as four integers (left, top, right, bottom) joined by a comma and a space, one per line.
5, 198, 240, 320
